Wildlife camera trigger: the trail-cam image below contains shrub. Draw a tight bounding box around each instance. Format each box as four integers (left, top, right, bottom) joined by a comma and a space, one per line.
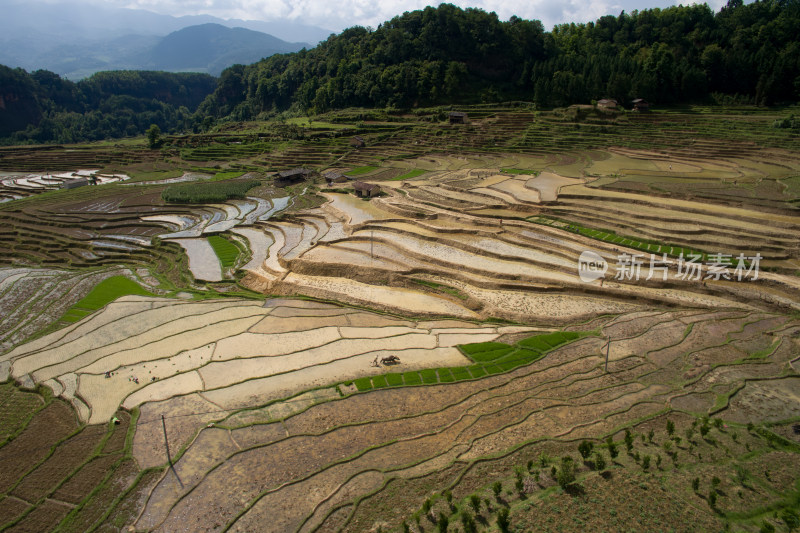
578, 440, 594, 459
692, 477, 700, 491
492, 481, 503, 499
557, 456, 576, 489
642, 455, 651, 470
667, 420, 675, 436
461, 511, 477, 533
496, 508, 510, 533
607, 436, 619, 459
781, 508, 799, 531
469, 494, 481, 514
624, 429, 634, 452
594, 451, 607, 471
437, 512, 449, 532
760, 521, 776, 533
648, 429, 655, 443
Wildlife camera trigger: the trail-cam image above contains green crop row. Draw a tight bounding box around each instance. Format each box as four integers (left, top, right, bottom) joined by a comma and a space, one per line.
60, 276, 153, 323
207, 235, 240, 269
350, 330, 593, 392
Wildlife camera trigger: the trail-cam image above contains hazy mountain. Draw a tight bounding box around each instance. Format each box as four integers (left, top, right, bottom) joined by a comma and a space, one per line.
0, 0, 331, 78
143, 24, 307, 75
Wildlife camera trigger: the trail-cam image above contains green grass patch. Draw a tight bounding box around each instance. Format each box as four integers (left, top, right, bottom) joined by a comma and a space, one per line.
207, 235, 239, 269
391, 169, 428, 181
386, 373, 404, 387
354, 377, 373, 391
502, 168, 539, 175
459, 342, 515, 362
372, 375, 388, 389
451, 367, 472, 381
420, 369, 438, 384
403, 371, 422, 385
60, 276, 153, 323
162, 179, 260, 203
468, 365, 487, 378
346, 166, 379, 176
437, 368, 455, 382
212, 171, 246, 181
529, 215, 708, 260
410, 278, 468, 300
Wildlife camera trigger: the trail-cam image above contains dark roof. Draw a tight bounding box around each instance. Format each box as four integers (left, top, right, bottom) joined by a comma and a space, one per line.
324, 171, 345, 180
352, 136, 365, 142
277, 167, 311, 179
597, 99, 618, 106
449, 112, 467, 117
353, 181, 379, 191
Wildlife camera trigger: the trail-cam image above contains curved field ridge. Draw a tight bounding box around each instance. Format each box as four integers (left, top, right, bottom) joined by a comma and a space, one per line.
2, 297, 536, 424
123, 307, 799, 532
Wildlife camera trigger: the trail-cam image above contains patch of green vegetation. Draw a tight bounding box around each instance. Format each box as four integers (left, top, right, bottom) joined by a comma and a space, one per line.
502, 168, 539, 175
60, 276, 153, 323
391, 169, 428, 181
386, 373, 404, 386
529, 215, 709, 260
207, 235, 240, 269
438, 368, 455, 382
212, 171, 246, 181
372, 375, 388, 388
420, 369, 439, 384
410, 278, 468, 300
403, 371, 422, 385
354, 377, 373, 391
451, 367, 472, 381
347, 166, 379, 176
162, 179, 260, 203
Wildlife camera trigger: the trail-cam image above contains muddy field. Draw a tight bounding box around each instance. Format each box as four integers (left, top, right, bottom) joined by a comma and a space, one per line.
0, 106, 799, 532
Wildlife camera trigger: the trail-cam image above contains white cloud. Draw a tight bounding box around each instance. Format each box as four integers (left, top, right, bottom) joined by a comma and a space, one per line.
93, 0, 722, 31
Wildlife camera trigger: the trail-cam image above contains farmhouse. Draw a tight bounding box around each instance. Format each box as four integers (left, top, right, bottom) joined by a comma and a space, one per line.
597, 98, 619, 109
353, 181, 380, 197
324, 171, 348, 185
350, 136, 366, 148
275, 167, 312, 186
60, 177, 90, 190
449, 112, 467, 124
632, 98, 650, 112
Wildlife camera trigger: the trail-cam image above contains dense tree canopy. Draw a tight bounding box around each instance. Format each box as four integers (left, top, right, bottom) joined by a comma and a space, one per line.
0, 69, 216, 143
1, 1, 799, 144
199, 0, 800, 120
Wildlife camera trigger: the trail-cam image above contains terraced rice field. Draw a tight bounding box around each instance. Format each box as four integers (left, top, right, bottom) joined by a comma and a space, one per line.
0, 105, 799, 532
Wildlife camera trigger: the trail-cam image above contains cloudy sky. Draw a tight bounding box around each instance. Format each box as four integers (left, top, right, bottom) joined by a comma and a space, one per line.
82, 0, 729, 32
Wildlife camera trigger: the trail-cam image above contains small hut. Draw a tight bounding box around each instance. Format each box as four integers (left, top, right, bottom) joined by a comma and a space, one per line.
353, 181, 380, 198
449, 112, 467, 124
60, 177, 90, 190
324, 171, 348, 186
275, 167, 312, 186
350, 136, 366, 148
596, 99, 619, 110
632, 98, 650, 112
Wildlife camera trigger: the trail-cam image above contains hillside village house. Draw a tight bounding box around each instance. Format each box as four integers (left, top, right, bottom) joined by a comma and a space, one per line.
596, 98, 619, 109
632, 98, 650, 112
275, 167, 312, 186
350, 136, 366, 148
353, 181, 380, 197
449, 112, 467, 124
324, 171, 348, 185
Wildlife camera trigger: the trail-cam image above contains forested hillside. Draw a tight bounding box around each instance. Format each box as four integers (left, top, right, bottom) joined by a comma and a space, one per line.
2, 1, 799, 145
199, 0, 800, 119
0, 69, 216, 143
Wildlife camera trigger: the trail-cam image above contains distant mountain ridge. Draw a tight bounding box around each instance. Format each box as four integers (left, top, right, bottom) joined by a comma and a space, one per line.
146, 24, 308, 75
0, 1, 330, 79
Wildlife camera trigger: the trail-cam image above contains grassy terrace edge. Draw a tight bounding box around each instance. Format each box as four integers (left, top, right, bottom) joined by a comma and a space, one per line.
347, 330, 596, 392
